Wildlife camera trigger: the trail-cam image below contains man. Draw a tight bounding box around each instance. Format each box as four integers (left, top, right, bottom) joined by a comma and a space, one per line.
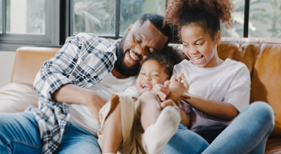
0, 13, 172, 154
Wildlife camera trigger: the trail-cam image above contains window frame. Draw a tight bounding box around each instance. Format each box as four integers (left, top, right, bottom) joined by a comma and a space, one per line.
0, 0, 276, 51
243, 0, 250, 38
68, 0, 251, 41
0, 0, 61, 51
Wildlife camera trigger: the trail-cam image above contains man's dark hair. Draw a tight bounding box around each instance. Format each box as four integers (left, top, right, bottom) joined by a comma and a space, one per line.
137, 13, 172, 44
141, 46, 182, 78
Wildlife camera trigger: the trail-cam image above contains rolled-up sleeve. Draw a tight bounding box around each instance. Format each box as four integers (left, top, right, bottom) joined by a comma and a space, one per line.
33, 35, 82, 100
34, 33, 117, 100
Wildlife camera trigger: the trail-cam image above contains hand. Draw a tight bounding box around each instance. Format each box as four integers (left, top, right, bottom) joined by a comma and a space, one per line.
85, 91, 108, 124
170, 73, 189, 92
175, 73, 189, 90
168, 74, 189, 102
161, 99, 181, 113
153, 80, 171, 101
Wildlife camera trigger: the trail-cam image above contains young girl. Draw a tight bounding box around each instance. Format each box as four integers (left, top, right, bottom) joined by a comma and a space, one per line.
97, 46, 191, 154
161, 0, 275, 153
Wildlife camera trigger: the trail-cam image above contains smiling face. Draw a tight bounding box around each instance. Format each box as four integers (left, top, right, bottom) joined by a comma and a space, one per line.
114, 20, 169, 77
136, 59, 169, 94
181, 25, 221, 68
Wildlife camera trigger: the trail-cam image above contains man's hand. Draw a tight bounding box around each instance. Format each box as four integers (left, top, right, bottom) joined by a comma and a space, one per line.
53, 84, 108, 123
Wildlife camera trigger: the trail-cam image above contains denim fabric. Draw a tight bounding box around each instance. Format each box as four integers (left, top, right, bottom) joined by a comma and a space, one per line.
55, 122, 101, 154
0, 113, 41, 154
163, 101, 275, 154
0, 112, 102, 154
0, 101, 274, 154
162, 124, 209, 154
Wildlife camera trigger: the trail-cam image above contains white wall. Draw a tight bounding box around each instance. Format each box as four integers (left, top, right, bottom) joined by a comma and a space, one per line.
0, 51, 16, 87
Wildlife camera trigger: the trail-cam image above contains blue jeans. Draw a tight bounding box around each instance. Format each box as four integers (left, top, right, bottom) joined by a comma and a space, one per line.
163, 101, 275, 154
0, 112, 101, 154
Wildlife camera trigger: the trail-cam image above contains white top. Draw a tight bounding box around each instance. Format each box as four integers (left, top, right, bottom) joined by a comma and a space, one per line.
173, 58, 251, 131
123, 85, 139, 97
67, 72, 135, 136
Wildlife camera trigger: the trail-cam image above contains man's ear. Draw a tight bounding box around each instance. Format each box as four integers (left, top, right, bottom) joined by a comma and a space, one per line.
125, 25, 133, 34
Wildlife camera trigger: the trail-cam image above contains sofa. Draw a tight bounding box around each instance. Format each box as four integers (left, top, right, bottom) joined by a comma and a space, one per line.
0, 38, 280, 153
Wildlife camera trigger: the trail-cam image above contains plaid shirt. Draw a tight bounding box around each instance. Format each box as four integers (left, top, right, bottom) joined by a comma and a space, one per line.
25, 33, 118, 154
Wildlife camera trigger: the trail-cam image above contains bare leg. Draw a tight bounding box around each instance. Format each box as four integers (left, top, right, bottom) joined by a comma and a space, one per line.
101, 101, 122, 153
140, 92, 162, 130
139, 92, 181, 154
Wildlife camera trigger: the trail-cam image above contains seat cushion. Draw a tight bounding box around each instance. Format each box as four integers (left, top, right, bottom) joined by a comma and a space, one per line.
0, 83, 39, 113
265, 138, 281, 154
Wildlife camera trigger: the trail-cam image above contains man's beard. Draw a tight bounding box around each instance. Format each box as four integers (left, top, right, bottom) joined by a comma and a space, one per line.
114, 37, 141, 76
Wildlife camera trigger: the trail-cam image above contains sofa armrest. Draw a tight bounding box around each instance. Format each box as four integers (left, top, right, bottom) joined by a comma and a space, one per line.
0, 83, 39, 113
11, 47, 60, 86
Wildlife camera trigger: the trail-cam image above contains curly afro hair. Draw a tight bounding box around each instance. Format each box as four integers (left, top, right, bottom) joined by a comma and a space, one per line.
141, 46, 183, 78
164, 0, 234, 40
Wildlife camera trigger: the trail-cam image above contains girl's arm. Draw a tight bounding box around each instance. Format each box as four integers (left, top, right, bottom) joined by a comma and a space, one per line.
182, 93, 238, 121
181, 64, 250, 121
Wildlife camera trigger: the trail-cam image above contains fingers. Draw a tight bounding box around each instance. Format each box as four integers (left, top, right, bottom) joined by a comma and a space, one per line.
161, 99, 176, 108
161, 99, 181, 113
153, 83, 171, 101
164, 80, 170, 88
176, 73, 189, 89
178, 100, 187, 111
156, 90, 167, 101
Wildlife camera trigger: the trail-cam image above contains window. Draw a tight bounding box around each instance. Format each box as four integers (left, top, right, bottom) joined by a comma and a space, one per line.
72, 0, 165, 38
72, 0, 281, 41
0, 0, 280, 51
221, 0, 245, 38
73, 0, 116, 36
6, 0, 45, 34
119, 0, 165, 35
0, 0, 2, 33
0, 0, 60, 51
249, 0, 281, 38
221, 0, 281, 39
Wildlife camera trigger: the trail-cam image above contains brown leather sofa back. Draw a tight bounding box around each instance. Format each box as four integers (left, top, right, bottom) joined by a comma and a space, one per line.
11, 47, 60, 86
218, 38, 281, 137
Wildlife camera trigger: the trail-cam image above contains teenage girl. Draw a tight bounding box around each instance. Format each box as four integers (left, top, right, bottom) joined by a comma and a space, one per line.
161, 0, 275, 153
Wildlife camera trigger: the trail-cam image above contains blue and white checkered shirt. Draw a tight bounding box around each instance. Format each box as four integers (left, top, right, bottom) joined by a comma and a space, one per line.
25, 33, 118, 154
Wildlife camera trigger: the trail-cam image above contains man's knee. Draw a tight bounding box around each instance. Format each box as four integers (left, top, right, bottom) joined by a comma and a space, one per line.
0, 112, 39, 138
0, 113, 16, 130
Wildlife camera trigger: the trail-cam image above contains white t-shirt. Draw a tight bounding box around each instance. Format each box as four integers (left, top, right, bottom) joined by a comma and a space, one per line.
173, 58, 250, 131
67, 72, 135, 136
